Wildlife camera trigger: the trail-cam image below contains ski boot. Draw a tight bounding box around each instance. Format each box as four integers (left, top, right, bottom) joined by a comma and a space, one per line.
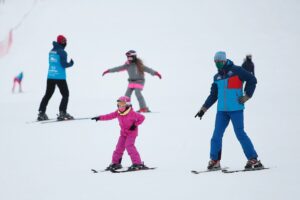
128, 163, 148, 171
105, 163, 122, 171
137, 107, 151, 113
57, 111, 74, 121
245, 159, 263, 169
207, 160, 221, 170
37, 111, 49, 121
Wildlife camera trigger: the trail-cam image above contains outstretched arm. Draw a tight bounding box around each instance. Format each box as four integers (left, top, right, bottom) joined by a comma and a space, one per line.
91, 111, 118, 121
144, 66, 162, 79
102, 64, 129, 76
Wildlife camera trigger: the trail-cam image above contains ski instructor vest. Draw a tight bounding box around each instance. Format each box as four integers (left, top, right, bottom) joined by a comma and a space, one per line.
47, 41, 73, 80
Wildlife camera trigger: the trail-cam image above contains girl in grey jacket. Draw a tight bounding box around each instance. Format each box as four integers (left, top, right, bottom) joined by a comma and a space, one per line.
102, 50, 162, 112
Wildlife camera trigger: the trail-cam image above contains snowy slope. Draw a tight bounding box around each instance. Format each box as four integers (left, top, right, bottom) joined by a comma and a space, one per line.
0, 0, 300, 199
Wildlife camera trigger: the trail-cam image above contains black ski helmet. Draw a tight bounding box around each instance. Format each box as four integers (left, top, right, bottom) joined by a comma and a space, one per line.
126, 50, 137, 61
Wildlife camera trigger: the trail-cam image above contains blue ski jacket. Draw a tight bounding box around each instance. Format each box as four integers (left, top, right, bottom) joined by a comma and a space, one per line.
47, 42, 73, 80
203, 59, 257, 111
16, 72, 23, 81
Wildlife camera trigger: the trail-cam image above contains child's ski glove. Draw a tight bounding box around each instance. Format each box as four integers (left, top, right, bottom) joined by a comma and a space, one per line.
102, 70, 110, 76
155, 72, 162, 79
129, 124, 137, 131
91, 116, 100, 122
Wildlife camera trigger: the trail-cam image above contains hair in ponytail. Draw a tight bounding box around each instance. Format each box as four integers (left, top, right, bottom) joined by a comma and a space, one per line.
135, 58, 144, 75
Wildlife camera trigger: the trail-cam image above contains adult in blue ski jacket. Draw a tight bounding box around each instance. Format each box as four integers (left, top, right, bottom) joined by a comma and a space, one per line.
37, 35, 74, 121
195, 51, 263, 170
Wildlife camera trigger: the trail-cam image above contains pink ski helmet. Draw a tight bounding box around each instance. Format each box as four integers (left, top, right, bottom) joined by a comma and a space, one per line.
117, 96, 131, 106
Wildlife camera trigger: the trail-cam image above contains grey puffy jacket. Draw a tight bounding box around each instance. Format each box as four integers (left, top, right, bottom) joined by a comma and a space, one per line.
108, 63, 156, 85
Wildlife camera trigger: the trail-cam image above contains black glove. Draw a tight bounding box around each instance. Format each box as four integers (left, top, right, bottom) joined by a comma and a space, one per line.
70, 59, 74, 66
91, 116, 99, 122
195, 110, 205, 120
129, 124, 137, 131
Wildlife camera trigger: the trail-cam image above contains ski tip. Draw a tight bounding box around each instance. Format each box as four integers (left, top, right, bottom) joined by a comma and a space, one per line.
221, 169, 232, 173
91, 169, 98, 173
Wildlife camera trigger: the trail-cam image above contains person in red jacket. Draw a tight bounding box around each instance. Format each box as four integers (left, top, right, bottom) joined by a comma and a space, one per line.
91, 96, 148, 171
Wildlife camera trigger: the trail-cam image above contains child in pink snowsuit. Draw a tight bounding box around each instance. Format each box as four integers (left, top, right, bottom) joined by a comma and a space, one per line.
91, 96, 146, 171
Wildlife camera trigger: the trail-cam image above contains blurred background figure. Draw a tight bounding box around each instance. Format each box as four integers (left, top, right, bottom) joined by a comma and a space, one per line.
242, 54, 255, 76
12, 71, 23, 93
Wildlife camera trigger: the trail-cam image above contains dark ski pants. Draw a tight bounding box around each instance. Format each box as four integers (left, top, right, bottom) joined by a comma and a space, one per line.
210, 110, 258, 160
38, 79, 69, 113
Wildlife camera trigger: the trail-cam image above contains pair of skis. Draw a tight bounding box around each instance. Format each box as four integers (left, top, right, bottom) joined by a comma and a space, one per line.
191, 167, 269, 174
91, 167, 156, 174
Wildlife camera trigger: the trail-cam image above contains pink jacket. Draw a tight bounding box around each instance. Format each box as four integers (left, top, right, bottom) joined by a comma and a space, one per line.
98, 108, 145, 136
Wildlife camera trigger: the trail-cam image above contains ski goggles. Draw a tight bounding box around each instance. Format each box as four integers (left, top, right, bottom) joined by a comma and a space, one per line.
126, 52, 137, 57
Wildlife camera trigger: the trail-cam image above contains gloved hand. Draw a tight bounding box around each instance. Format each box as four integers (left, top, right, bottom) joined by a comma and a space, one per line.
239, 95, 250, 104
70, 59, 74, 66
195, 107, 207, 120
129, 124, 137, 131
91, 116, 100, 122
102, 70, 110, 76
155, 72, 162, 79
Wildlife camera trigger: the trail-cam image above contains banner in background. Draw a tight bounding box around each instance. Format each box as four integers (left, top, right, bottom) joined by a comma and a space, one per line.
0, 0, 38, 58
0, 29, 13, 58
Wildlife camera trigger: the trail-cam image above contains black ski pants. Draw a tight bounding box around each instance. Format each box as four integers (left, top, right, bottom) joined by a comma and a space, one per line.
38, 79, 69, 113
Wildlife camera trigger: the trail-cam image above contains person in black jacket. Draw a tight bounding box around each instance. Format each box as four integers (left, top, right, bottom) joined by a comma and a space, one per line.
241, 54, 255, 76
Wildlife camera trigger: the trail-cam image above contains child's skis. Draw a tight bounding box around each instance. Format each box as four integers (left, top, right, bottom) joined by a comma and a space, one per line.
191, 167, 228, 174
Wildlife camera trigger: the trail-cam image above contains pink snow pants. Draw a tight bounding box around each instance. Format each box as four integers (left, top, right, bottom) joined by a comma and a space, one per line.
112, 135, 142, 165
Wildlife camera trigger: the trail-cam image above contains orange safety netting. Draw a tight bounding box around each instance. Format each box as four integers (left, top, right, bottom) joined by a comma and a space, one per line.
0, 29, 13, 57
